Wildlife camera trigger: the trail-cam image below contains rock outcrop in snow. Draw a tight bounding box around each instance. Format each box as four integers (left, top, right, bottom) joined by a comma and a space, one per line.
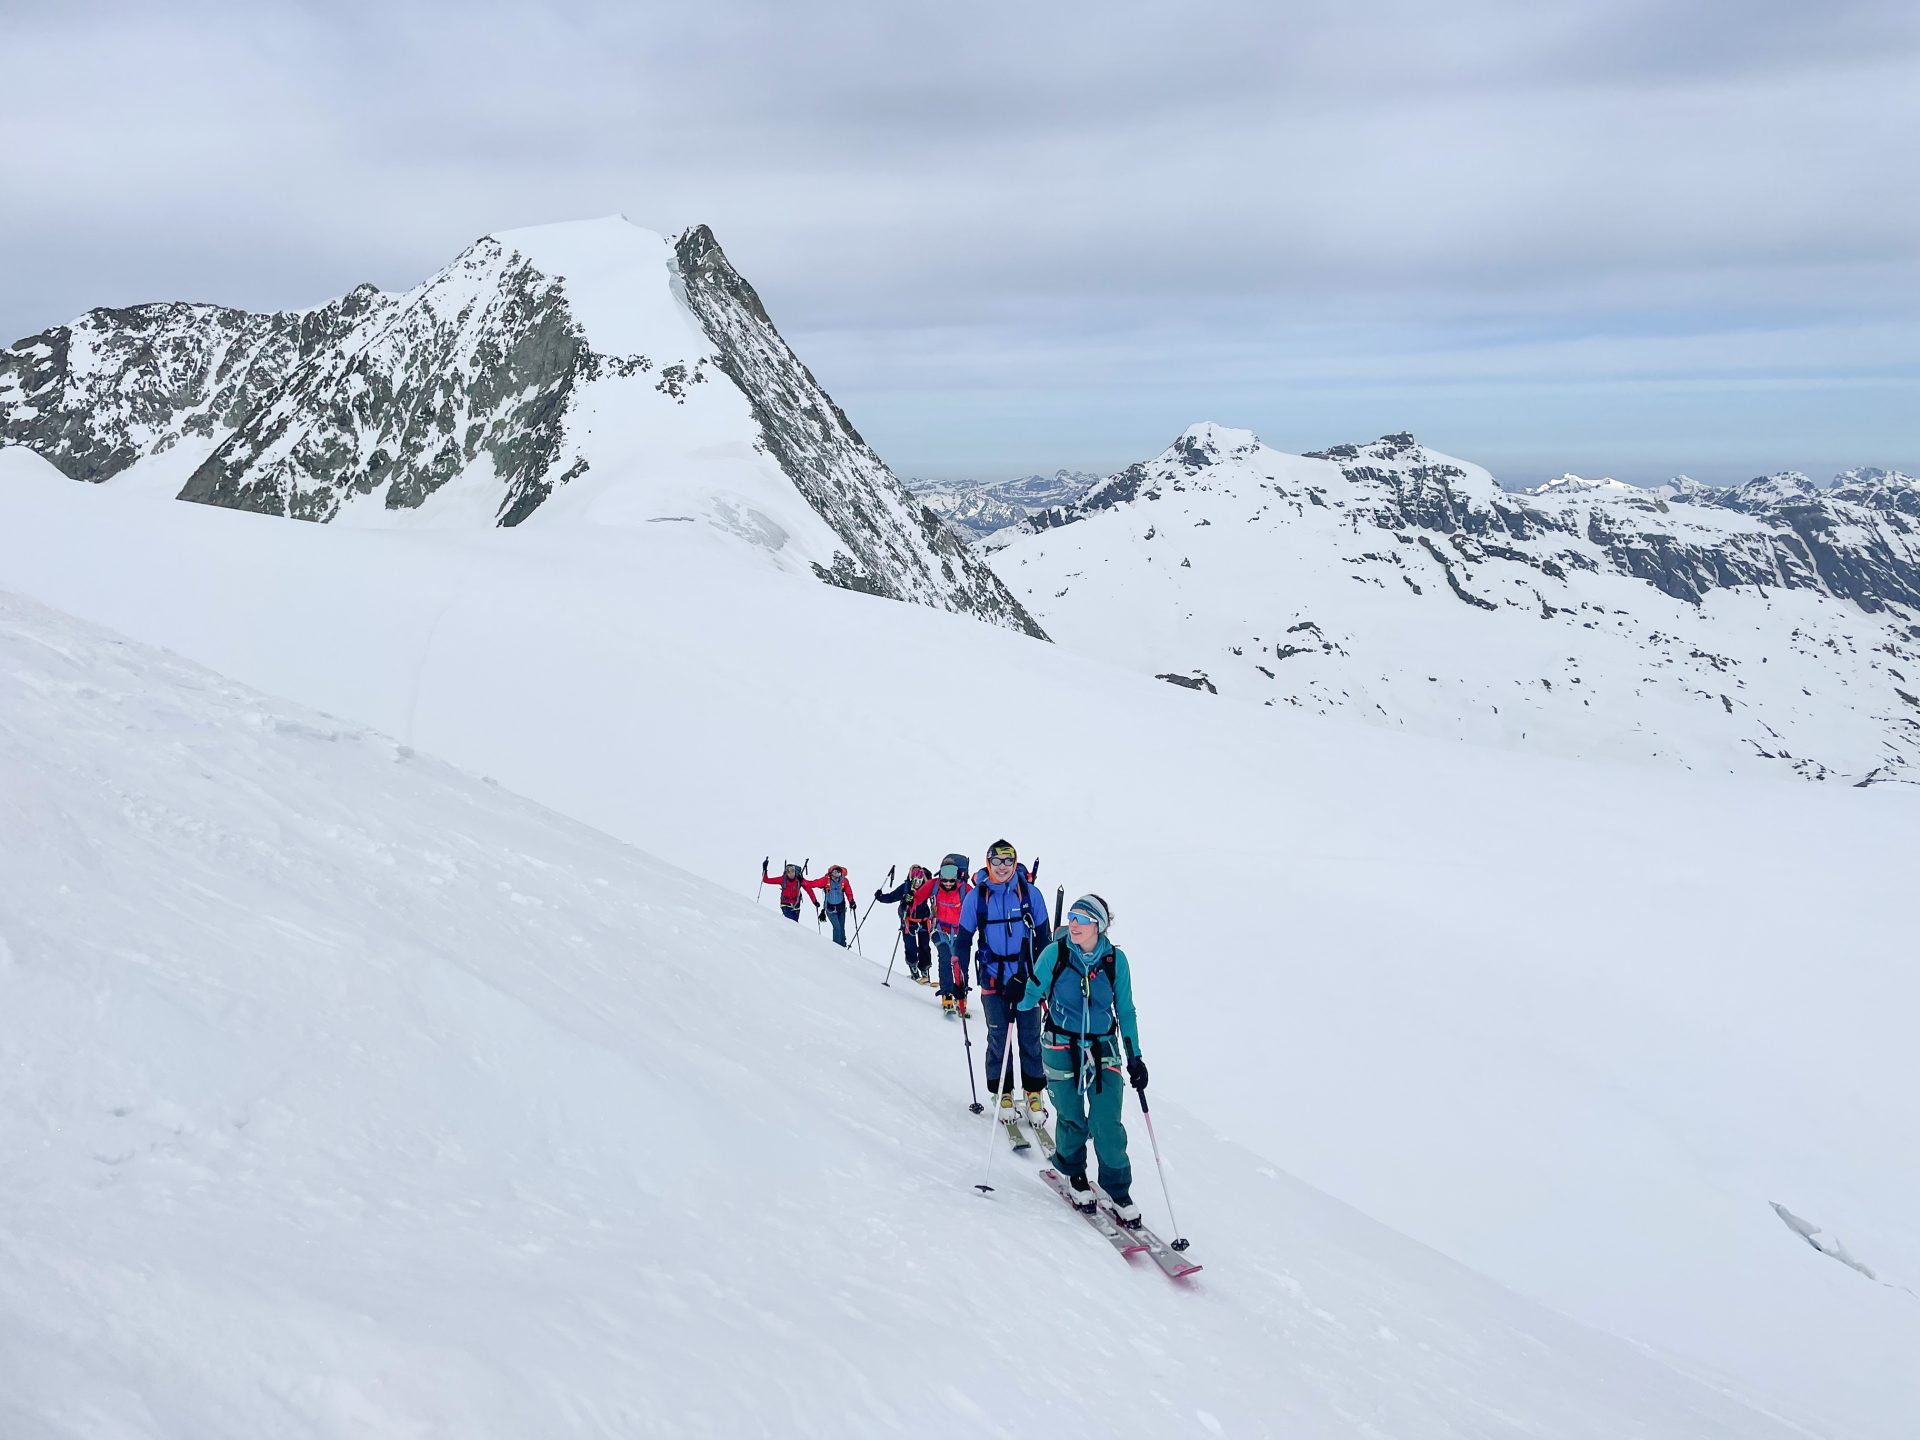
0, 217, 1042, 636
991, 425, 1920, 781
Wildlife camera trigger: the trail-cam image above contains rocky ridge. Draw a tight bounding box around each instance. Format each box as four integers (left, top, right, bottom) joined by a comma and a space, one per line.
0, 219, 1041, 636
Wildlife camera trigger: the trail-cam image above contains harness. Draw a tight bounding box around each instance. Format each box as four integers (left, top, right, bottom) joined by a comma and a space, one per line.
931, 878, 966, 931
1039, 935, 1121, 1092
898, 872, 933, 927
974, 867, 1038, 988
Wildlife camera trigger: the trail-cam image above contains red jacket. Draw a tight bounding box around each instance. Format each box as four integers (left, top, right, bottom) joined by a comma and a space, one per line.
913, 876, 971, 930
811, 867, 855, 909
764, 871, 823, 907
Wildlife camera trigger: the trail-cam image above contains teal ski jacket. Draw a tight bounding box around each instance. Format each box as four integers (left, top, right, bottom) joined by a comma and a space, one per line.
1018, 932, 1140, 1054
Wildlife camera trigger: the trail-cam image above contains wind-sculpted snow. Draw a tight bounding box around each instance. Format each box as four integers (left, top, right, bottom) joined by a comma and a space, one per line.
992, 425, 1920, 780
0, 583, 1853, 1438
2, 463, 1915, 1436
0, 218, 1038, 633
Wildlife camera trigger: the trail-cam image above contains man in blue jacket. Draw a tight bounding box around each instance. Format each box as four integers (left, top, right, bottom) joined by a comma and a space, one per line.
956, 839, 1051, 1122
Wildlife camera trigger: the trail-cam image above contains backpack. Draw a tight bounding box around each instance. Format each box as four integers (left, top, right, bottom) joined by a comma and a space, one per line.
972, 864, 1039, 972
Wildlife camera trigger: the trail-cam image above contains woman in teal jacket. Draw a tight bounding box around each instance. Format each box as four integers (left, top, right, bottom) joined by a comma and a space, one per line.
1013, 893, 1149, 1225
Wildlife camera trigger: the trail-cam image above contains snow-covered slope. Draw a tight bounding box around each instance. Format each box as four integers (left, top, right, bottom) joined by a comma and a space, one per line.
989, 425, 1920, 781
0, 218, 1039, 634
1, 453, 1915, 1437
6, 586, 1864, 1439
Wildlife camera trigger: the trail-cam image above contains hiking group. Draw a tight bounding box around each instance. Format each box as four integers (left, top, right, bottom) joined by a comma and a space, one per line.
766, 839, 1151, 1229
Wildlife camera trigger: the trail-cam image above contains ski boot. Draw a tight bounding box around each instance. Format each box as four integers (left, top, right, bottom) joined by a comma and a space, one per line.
1026, 1091, 1047, 1123
1066, 1172, 1097, 1212
941, 994, 956, 1017
1109, 1199, 1143, 1228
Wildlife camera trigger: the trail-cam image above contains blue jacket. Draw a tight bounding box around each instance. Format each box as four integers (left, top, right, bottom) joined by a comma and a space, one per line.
1019, 932, 1139, 1053
956, 864, 1051, 988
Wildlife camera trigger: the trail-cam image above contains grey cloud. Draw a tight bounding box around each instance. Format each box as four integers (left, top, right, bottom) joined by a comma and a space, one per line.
1, 0, 1914, 479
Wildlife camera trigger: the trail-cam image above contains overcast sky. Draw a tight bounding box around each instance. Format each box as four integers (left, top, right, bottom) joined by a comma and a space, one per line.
4, 0, 1916, 485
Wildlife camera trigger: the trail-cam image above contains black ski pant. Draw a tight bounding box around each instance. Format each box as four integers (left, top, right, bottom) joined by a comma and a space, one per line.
902, 923, 931, 976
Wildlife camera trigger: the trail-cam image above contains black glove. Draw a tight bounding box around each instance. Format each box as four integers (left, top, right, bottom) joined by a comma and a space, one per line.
1127, 1055, 1149, 1092
1003, 973, 1029, 1006
874, 889, 884, 901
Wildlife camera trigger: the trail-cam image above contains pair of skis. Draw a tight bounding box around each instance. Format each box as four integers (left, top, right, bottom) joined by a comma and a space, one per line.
1000, 1108, 1053, 1154
1039, 1167, 1202, 1280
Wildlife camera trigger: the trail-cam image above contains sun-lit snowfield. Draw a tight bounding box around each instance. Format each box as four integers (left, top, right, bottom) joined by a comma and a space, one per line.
2, 449, 1916, 1436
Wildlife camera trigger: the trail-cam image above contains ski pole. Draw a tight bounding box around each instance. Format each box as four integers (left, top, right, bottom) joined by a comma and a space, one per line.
1130, 1055, 1189, 1251
883, 925, 903, 987
958, 1000, 983, 1112
853, 865, 892, 951
950, 942, 982, 1111
757, 856, 769, 903
974, 997, 1018, 1194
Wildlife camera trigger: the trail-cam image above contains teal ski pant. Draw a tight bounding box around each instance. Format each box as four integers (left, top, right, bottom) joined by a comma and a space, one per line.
1043, 1030, 1133, 1206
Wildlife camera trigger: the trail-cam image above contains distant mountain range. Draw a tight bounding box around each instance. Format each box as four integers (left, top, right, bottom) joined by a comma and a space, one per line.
909, 469, 1101, 537
988, 426, 1920, 782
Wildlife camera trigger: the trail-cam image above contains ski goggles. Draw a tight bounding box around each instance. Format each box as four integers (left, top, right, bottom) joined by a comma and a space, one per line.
1067, 909, 1101, 927
939, 864, 959, 880
986, 849, 1017, 865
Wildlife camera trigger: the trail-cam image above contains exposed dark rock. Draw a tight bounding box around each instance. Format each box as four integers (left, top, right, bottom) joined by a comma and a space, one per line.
673, 226, 1044, 637
1, 220, 1043, 637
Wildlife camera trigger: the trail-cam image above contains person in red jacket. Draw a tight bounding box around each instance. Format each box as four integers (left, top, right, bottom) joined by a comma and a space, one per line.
916, 854, 973, 1017
813, 864, 857, 946
761, 860, 822, 922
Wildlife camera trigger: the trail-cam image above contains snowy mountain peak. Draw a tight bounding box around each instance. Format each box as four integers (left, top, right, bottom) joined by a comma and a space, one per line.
1832, 466, 1918, 490
485, 216, 681, 356
1305, 431, 1431, 467
1527, 472, 1638, 497
1738, 471, 1819, 503
1169, 422, 1263, 470
0, 217, 1041, 635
